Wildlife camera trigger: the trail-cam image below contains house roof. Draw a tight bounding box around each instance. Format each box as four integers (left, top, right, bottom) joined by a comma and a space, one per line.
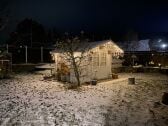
51, 40, 123, 53
0, 52, 12, 59
88, 40, 111, 48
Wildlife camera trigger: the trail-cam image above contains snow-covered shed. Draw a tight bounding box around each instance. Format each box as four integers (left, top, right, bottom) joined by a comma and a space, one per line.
51, 40, 124, 84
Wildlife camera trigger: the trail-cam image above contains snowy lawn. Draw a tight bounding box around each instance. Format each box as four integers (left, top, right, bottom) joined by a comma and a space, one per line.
0, 72, 168, 126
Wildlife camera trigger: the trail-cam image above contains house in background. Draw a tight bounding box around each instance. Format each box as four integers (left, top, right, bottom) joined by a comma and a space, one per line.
51, 40, 124, 84
117, 39, 152, 66
118, 39, 151, 52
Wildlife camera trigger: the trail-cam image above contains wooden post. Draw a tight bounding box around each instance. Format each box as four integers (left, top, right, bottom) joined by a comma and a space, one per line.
128, 77, 135, 84
54, 54, 58, 79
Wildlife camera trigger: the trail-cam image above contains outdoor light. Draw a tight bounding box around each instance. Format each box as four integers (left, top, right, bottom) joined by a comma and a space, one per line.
161, 44, 167, 49
149, 61, 154, 65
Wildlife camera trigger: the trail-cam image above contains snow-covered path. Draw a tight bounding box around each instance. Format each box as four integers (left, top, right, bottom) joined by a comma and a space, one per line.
0, 73, 168, 126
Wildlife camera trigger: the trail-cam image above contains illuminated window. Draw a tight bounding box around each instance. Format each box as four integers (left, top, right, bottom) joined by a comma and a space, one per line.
107, 43, 111, 49
92, 52, 99, 66
100, 53, 106, 66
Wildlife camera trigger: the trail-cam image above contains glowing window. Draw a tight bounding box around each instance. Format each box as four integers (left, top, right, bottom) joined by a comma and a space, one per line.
100, 53, 106, 66
92, 52, 99, 66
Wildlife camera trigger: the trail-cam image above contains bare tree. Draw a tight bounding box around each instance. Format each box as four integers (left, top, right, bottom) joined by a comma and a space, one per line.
56, 35, 91, 86
0, 0, 11, 31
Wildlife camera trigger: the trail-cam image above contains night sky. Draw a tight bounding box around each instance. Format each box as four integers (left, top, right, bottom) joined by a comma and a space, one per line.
1, 0, 168, 38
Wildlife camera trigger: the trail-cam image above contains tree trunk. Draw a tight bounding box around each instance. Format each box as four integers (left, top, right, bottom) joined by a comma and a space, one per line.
75, 71, 80, 86
72, 58, 80, 86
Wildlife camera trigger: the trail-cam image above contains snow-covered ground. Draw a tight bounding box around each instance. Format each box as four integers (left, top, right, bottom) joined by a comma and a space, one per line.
0, 72, 168, 126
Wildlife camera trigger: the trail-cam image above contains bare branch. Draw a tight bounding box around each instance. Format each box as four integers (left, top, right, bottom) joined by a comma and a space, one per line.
55, 34, 90, 86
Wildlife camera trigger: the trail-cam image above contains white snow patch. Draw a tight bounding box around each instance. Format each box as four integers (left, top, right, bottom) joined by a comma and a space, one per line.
0, 73, 168, 125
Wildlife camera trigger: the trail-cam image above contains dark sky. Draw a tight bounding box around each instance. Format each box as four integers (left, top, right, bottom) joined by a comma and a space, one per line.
2, 0, 168, 34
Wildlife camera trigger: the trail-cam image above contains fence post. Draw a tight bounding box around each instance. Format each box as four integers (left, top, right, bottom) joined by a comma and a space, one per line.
6, 44, 8, 53
25, 46, 28, 64
41, 46, 43, 63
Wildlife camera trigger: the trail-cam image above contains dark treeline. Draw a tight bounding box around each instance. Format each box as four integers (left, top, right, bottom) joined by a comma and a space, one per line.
5, 18, 168, 48
6, 18, 145, 48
